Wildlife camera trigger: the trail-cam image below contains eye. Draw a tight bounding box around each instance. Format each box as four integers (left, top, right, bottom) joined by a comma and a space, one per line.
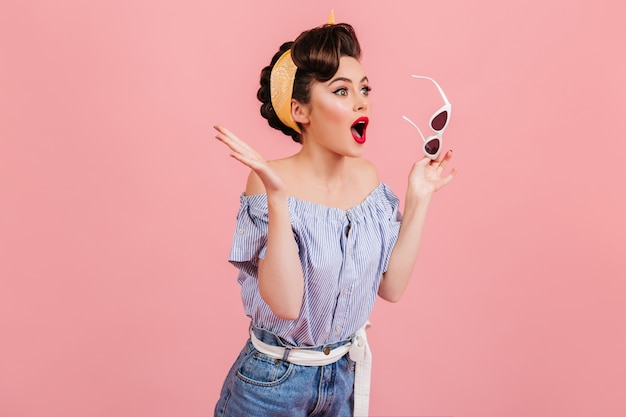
333, 87, 348, 96
361, 86, 371, 95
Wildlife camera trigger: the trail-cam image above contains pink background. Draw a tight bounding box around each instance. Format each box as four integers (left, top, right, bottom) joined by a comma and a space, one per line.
1, 1, 625, 416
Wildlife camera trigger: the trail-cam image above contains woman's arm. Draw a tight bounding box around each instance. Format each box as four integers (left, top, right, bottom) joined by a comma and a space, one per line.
215, 125, 304, 319
378, 151, 456, 302
246, 172, 304, 320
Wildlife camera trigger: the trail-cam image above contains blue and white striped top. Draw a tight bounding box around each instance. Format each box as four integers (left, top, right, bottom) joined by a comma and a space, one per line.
229, 182, 402, 347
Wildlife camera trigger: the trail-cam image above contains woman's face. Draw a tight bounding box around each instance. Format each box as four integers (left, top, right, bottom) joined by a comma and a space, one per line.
301, 56, 371, 156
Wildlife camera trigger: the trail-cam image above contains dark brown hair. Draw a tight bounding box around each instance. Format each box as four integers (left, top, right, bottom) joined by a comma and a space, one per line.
257, 23, 362, 143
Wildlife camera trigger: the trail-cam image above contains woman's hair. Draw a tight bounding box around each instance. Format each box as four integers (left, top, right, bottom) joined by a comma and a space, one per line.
257, 23, 362, 143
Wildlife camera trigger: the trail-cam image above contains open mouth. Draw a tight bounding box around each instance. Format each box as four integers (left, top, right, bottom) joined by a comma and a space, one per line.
351, 117, 369, 144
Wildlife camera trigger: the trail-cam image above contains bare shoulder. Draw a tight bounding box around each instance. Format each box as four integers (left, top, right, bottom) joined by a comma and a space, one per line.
244, 158, 293, 196
244, 170, 265, 196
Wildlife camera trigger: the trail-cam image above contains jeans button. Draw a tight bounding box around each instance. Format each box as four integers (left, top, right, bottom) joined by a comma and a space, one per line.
323, 347, 331, 355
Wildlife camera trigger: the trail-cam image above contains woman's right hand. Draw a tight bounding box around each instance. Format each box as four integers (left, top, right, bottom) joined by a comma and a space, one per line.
214, 125, 286, 195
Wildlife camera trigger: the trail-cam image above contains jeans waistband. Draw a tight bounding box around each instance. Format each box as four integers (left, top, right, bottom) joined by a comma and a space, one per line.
250, 323, 353, 352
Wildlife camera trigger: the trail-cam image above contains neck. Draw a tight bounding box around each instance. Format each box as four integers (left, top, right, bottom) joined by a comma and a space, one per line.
293, 146, 350, 191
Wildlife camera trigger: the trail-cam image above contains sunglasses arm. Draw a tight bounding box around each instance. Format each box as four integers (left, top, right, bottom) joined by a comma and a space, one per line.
402, 115, 427, 142
410, 74, 451, 105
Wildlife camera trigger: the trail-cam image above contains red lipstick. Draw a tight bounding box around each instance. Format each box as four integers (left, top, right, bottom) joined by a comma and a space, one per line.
351, 117, 369, 144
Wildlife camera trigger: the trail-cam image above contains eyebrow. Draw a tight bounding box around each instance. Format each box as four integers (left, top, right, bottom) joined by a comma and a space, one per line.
329, 76, 369, 85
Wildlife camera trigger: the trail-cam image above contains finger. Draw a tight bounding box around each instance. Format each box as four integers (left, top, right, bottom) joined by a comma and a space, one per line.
229, 151, 253, 167
229, 151, 264, 171
441, 167, 458, 186
215, 132, 257, 158
213, 124, 231, 135
416, 155, 431, 167
216, 127, 260, 158
427, 157, 441, 171
215, 133, 240, 153
438, 150, 453, 171
216, 126, 249, 150
223, 136, 266, 166
214, 125, 244, 146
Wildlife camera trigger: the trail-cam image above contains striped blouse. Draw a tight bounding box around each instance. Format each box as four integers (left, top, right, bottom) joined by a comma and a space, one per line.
228, 182, 402, 347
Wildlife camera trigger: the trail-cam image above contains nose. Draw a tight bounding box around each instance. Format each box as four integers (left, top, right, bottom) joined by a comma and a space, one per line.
354, 92, 369, 112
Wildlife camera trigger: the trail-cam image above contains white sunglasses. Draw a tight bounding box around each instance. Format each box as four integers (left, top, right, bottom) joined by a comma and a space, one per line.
402, 75, 451, 159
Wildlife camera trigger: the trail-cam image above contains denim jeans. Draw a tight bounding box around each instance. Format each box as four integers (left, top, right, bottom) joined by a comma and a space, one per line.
214, 325, 355, 417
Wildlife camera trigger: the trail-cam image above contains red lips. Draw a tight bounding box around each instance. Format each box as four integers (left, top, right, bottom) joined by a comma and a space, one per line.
351, 117, 369, 144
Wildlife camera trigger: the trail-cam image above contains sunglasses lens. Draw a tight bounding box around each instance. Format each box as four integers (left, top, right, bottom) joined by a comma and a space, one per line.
431, 111, 448, 131
425, 138, 440, 155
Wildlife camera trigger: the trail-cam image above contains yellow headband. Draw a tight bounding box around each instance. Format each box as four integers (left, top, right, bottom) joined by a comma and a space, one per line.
269, 10, 335, 134
270, 49, 301, 133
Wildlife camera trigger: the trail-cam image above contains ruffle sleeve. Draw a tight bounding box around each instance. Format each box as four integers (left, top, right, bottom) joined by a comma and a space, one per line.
228, 194, 270, 278
378, 184, 403, 273
228, 193, 301, 279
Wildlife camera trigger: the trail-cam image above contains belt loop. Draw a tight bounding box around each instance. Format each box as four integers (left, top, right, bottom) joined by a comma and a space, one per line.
281, 347, 292, 362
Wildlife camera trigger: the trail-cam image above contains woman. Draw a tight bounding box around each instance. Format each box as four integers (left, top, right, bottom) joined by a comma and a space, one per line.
213, 16, 456, 417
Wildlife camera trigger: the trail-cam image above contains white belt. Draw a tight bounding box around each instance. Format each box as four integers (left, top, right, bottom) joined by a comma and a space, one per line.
250, 321, 372, 417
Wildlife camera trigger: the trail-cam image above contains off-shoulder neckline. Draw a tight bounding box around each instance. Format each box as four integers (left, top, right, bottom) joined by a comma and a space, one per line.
241, 183, 392, 216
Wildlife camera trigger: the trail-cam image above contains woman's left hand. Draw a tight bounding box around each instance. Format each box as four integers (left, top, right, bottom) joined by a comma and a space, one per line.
408, 150, 457, 198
